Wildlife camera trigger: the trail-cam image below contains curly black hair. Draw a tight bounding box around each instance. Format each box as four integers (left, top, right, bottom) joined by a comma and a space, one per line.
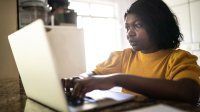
124, 0, 183, 49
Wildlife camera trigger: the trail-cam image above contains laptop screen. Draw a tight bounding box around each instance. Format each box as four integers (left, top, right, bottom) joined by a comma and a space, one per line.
8, 19, 68, 111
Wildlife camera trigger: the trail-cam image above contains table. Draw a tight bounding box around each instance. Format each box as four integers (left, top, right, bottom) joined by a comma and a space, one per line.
0, 79, 199, 112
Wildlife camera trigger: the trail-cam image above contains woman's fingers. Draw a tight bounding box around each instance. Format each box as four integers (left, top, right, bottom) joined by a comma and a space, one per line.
72, 79, 91, 98
67, 76, 113, 98
61, 77, 81, 95
72, 81, 83, 98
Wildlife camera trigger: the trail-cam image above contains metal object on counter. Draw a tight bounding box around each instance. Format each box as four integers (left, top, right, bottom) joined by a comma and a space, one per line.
18, 0, 50, 28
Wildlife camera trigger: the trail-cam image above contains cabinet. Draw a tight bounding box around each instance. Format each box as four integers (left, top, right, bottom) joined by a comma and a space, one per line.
171, 4, 191, 43
0, 1, 18, 79
190, 1, 200, 42
190, 1, 200, 65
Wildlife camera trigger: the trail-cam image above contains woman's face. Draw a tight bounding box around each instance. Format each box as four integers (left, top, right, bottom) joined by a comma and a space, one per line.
125, 14, 158, 53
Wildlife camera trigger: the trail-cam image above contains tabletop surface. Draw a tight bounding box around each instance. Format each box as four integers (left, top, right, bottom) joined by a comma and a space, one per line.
0, 78, 200, 112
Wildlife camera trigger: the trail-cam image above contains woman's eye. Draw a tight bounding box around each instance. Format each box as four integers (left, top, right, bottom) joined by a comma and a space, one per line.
125, 22, 143, 31
134, 23, 143, 28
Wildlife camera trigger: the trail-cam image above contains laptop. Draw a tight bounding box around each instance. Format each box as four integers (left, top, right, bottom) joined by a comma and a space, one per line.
8, 19, 135, 112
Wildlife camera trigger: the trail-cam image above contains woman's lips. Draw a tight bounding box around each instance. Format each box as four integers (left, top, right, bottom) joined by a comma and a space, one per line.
129, 41, 137, 46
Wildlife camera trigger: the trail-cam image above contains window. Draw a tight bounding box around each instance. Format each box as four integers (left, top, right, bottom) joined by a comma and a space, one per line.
69, 0, 121, 71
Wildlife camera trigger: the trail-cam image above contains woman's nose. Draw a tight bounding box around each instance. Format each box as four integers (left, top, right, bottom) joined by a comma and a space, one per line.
127, 28, 136, 37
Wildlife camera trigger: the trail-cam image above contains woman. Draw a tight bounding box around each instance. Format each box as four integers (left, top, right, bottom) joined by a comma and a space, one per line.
63, 0, 200, 104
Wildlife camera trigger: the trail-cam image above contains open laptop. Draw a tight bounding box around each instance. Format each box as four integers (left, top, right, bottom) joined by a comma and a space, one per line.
8, 19, 135, 112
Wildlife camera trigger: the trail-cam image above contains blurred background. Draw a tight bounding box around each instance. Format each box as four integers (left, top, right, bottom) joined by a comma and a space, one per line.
0, 0, 200, 80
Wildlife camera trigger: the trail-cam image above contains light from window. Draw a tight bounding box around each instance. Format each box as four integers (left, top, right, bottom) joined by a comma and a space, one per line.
90, 4, 114, 17
69, 2, 90, 16
69, 1, 121, 71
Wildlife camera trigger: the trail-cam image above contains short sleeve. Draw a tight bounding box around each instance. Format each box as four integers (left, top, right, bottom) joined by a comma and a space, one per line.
167, 50, 200, 85
94, 51, 123, 75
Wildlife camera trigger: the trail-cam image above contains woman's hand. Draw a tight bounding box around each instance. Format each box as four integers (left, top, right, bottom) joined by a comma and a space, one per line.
61, 77, 80, 96
61, 72, 96, 96
72, 76, 116, 98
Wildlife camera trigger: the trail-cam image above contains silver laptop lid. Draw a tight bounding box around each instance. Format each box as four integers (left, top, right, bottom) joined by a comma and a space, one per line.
8, 19, 68, 112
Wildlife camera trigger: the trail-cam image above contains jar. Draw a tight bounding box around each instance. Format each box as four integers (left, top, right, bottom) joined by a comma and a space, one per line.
18, 0, 50, 28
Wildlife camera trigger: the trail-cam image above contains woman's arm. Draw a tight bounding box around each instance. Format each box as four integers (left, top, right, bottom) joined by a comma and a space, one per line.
113, 74, 199, 104
72, 74, 199, 104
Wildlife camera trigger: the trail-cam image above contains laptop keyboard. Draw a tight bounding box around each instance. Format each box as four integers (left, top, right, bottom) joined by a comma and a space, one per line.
64, 91, 96, 106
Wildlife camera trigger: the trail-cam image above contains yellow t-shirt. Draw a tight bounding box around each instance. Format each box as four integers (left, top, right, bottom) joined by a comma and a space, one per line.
94, 48, 200, 94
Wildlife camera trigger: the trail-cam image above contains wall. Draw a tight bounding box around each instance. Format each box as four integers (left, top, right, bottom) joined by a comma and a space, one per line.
163, 0, 200, 64
0, 0, 19, 79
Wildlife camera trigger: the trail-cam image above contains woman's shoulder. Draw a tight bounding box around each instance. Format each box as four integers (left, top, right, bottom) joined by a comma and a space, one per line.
171, 49, 197, 57
108, 48, 134, 59
169, 49, 198, 63
123, 48, 134, 52
112, 48, 134, 54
